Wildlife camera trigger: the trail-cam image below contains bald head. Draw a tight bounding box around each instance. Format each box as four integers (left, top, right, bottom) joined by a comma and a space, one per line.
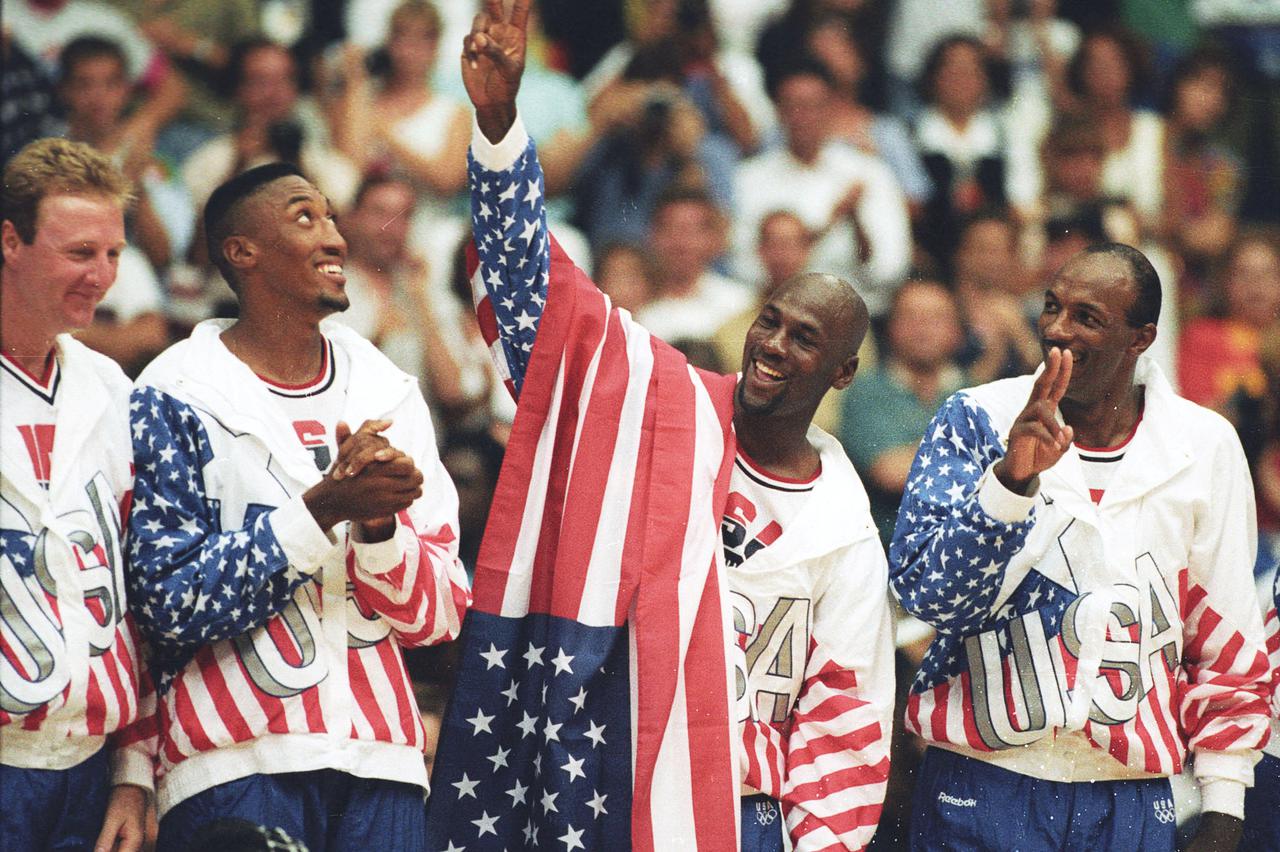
774, 272, 870, 361
736, 271, 868, 424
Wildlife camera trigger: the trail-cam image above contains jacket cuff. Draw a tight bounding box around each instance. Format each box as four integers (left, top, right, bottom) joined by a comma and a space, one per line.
1195, 750, 1255, 819
471, 114, 529, 172
977, 464, 1038, 524
274, 494, 335, 576
111, 747, 154, 792
351, 521, 411, 576
1199, 779, 1246, 819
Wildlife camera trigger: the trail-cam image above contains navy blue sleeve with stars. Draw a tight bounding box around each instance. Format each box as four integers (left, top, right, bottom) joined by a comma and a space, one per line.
127, 386, 319, 676
889, 391, 1039, 637
468, 136, 550, 399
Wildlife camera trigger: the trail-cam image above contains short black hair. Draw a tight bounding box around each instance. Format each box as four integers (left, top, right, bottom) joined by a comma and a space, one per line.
203, 162, 305, 288
1083, 242, 1161, 327
765, 55, 835, 103
59, 36, 127, 83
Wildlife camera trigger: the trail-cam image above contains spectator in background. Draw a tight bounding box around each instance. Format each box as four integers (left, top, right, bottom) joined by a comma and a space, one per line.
952, 210, 1042, 384
2, 35, 64, 162
805, 12, 934, 215
593, 242, 656, 316
983, 0, 1080, 219
76, 248, 171, 377
570, 68, 732, 251
913, 34, 1011, 271
333, 0, 469, 224
882, 0, 987, 120
1178, 232, 1280, 451
7, 0, 187, 153
583, 0, 775, 157
634, 187, 752, 345
332, 175, 492, 428
107, 0, 259, 159
1061, 26, 1165, 233
183, 39, 359, 218
734, 60, 911, 319
839, 278, 967, 548
58, 36, 194, 273
1021, 112, 1141, 258
1162, 46, 1244, 305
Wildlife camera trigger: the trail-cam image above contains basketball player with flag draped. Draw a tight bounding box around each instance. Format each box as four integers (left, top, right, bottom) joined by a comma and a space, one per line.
1, 138, 154, 851
425, 3, 895, 850
891, 244, 1270, 850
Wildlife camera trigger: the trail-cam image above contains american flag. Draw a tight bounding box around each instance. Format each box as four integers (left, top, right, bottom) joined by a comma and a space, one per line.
426, 132, 741, 851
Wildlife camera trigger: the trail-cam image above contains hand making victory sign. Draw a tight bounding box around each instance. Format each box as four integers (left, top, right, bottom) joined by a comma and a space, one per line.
993, 346, 1074, 495
461, 0, 531, 143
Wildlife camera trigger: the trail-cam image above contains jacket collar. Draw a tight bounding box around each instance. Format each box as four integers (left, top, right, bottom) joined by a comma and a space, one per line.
724, 425, 878, 572
167, 319, 417, 488
1045, 355, 1195, 512
3, 336, 118, 504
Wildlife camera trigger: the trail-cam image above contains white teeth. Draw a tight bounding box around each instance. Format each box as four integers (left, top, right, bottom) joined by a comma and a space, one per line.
755, 361, 784, 380
319, 263, 343, 275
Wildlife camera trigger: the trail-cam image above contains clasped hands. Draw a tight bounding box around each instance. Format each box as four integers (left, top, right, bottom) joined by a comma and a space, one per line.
303, 420, 424, 541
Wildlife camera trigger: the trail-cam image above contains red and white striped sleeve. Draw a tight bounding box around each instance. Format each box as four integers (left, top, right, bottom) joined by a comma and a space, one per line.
782, 530, 895, 851
1263, 567, 1280, 723
347, 394, 471, 648
108, 616, 158, 790
1180, 425, 1271, 818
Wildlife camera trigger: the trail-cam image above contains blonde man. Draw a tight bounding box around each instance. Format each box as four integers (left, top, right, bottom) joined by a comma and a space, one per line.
1, 138, 154, 852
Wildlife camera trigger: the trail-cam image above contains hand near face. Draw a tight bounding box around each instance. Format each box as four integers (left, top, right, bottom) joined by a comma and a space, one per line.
993, 347, 1074, 495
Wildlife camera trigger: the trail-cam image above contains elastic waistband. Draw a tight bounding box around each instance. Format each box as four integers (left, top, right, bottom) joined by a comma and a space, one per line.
0, 726, 104, 770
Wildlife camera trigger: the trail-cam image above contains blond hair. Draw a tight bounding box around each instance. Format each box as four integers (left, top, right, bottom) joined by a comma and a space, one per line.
1, 137, 133, 249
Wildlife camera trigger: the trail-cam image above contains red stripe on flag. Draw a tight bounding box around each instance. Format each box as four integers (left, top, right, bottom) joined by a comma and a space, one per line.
470, 239, 582, 616
550, 310, 630, 621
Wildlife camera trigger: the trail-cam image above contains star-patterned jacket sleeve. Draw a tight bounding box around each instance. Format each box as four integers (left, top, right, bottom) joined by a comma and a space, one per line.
889, 391, 1039, 637
345, 393, 471, 648
468, 115, 550, 400
126, 386, 335, 662
782, 534, 895, 852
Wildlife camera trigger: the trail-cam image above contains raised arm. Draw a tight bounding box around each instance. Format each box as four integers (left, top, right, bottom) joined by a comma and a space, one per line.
461, 0, 552, 398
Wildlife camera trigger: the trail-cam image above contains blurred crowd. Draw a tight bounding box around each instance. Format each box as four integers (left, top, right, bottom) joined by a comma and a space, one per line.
4, 0, 1279, 841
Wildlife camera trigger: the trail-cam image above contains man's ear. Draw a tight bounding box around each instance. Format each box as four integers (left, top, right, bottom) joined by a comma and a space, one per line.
1130, 323, 1157, 357
222, 234, 258, 273
831, 354, 859, 391
1, 220, 23, 262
